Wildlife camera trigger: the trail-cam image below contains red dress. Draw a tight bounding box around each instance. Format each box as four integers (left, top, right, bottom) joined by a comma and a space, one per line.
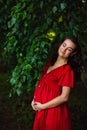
33, 62, 74, 130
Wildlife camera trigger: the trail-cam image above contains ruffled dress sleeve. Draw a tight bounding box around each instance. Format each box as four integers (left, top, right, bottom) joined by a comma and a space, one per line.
61, 68, 75, 88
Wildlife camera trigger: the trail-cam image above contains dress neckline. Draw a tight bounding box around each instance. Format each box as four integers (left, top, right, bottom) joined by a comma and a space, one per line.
46, 63, 67, 75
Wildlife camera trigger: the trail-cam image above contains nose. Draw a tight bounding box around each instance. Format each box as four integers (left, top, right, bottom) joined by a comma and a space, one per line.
63, 48, 67, 53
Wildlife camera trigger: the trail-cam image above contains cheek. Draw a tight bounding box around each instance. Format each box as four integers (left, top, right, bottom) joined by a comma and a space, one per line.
58, 46, 62, 52
66, 51, 72, 56
58, 47, 62, 55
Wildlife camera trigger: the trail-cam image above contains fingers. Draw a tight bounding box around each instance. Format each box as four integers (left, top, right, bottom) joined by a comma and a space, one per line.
31, 100, 42, 111
31, 100, 39, 111
31, 100, 36, 111
34, 102, 42, 111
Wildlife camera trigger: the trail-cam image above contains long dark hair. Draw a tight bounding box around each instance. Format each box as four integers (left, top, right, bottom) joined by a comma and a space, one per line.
49, 36, 83, 79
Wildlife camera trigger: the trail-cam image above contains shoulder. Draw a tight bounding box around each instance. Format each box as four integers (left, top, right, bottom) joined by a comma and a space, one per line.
64, 64, 73, 70
63, 64, 74, 73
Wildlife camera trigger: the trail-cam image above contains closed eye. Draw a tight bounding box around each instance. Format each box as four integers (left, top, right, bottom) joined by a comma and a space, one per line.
62, 43, 66, 47
67, 48, 73, 52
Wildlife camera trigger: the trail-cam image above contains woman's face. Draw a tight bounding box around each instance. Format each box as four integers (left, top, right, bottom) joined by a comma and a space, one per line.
58, 39, 76, 58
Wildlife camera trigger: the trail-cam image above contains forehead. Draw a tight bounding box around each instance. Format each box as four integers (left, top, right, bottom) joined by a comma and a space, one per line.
63, 39, 76, 49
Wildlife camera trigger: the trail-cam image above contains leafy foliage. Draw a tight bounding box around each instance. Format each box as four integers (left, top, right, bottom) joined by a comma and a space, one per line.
1, 0, 87, 96
0, 73, 87, 130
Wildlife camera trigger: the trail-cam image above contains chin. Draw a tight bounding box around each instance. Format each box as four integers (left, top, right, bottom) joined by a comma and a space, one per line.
59, 53, 68, 59
59, 52, 64, 57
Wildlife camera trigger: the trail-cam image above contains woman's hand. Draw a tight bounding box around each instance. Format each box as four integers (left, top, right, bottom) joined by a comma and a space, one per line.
34, 102, 45, 111
31, 100, 44, 111
31, 100, 37, 111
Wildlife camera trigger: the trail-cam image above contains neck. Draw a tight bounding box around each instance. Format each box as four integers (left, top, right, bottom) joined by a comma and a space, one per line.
54, 56, 68, 66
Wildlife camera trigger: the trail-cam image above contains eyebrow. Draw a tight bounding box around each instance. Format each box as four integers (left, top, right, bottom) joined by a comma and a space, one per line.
68, 47, 73, 51
63, 42, 74, 50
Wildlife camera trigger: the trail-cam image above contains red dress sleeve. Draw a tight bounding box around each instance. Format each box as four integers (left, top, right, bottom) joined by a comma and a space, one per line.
61, 69, 75, 88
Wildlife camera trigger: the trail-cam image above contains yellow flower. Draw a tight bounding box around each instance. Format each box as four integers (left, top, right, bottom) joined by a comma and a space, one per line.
46, 29, 56, 41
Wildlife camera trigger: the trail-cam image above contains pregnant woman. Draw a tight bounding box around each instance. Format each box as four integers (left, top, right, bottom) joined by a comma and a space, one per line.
31, 36, 83, 130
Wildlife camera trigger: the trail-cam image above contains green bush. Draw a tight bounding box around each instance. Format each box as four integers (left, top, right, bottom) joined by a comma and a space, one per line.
1, 0, 87, 96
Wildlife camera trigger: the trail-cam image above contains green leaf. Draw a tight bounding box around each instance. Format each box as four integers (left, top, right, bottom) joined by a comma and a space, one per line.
40, 1, 44, 9
60, 3, 67, 10
52, 6, 57, 13
16, 88, 22, 96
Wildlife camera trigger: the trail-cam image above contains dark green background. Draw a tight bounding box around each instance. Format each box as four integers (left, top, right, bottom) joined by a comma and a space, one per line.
0, 0, 87, 130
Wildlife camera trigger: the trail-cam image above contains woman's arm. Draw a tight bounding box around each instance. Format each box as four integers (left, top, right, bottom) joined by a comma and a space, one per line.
34, 86, 71, 111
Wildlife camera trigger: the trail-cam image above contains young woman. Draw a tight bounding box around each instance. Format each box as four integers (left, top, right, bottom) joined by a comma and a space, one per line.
31, 36, 83, 130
